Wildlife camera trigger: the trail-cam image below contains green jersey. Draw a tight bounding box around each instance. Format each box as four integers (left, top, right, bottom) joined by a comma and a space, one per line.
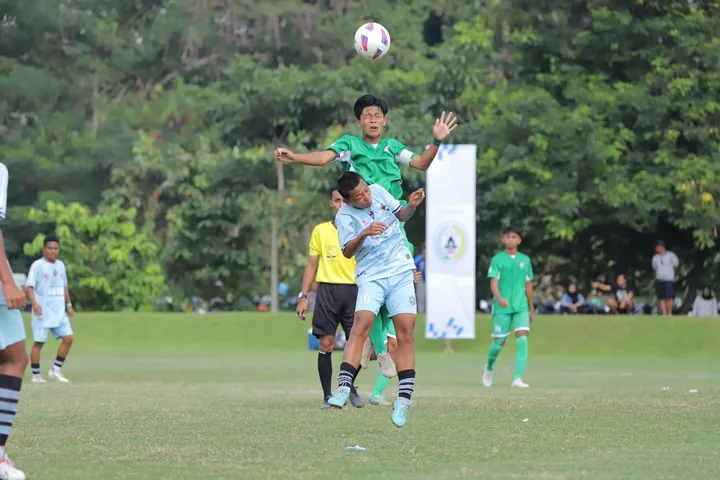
326, 135, 416, 201
487, 251, 534, 314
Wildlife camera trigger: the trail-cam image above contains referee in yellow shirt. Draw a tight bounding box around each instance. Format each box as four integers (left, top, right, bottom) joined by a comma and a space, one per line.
297, 189, 366, 410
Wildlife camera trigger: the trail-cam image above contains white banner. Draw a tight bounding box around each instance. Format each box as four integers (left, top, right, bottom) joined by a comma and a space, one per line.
425, 144, 477, 339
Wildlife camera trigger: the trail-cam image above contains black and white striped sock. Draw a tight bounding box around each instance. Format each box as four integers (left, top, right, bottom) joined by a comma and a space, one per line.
54, 356, 65, 369
398, 369, 416, 400
31, 363, 40, 375
0, 374, 22, 449
337, 362, 357, 390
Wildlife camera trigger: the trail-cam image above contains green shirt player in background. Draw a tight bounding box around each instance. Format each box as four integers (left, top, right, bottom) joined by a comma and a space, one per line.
482, 226, 535, 389
275, 94, 457, 383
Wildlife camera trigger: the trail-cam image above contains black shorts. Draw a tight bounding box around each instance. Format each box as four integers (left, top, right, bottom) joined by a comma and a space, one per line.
655, 280, 675, 300
312, 283, 358, 339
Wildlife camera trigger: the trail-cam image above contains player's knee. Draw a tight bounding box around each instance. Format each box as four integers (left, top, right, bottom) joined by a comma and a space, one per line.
515, 330, 528, 338
386, 336, 398, 353
319, 336, 334, 352
32, 341, 44, 349
350, 316, 374, 338
62, 335, 74, 346
394, 326, 414, 344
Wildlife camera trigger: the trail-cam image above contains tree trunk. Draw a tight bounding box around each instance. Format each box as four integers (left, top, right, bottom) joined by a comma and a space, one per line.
270, 161, 285, 313
91, 73, 100, 134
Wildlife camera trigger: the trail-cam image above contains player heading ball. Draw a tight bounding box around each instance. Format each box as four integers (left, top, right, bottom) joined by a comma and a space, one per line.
327, 172, 425, 428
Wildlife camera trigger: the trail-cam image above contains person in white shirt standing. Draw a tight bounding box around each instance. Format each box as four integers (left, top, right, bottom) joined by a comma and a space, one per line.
26, 234, 75, 383
651, 240, 679, 317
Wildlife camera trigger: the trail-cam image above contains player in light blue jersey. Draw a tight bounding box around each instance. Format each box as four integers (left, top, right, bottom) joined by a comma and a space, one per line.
26, 234, 75, 384
327, 171, 424, 428
0, 162, 30, 480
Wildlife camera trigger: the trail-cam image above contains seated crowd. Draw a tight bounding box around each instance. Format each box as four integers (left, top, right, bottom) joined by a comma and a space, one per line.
551, 277, 718, 317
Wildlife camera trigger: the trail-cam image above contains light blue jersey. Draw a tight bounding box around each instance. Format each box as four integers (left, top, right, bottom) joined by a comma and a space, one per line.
336, 184, 415, 285
27, 258, 68, 329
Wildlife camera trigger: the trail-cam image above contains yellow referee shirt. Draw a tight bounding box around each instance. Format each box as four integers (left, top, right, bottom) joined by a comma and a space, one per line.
309, 221, 356, 285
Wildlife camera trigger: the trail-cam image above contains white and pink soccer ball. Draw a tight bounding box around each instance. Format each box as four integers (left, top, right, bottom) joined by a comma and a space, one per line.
354, 22, 391, 60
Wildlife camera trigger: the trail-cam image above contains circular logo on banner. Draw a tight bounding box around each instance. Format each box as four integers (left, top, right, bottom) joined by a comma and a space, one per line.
434, 223, 468, 263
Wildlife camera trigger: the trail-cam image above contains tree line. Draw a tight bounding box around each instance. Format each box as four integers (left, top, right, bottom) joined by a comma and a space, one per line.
1, 0, 719, 311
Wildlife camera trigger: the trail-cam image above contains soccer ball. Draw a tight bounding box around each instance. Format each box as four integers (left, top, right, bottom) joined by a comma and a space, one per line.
354, 22, 391, 60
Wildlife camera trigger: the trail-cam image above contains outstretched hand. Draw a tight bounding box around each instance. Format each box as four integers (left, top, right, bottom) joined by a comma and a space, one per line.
274, 148, 296, 163
432, 111, 458, 141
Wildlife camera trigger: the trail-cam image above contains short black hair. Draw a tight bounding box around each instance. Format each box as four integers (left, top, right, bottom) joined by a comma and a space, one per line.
503, 226, 522, 237
656, 240, 665, 247
330, 188, 339, 198
336, 172, 363, 200
353, 94, 388, 120
44, 234, 60, 246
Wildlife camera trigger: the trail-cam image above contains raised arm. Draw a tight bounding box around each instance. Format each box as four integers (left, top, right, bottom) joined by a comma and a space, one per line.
408, 112, 458, 171
395, 189, 425, 223
275, 148, 337, 166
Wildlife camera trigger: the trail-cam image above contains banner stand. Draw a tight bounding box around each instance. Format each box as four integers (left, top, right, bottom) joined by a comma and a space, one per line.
425, 144, 477, 341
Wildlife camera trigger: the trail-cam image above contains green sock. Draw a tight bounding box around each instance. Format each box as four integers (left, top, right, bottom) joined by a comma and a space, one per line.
487, 337, 504, 371
368, 314, 387, 355
371, 370, 390, 397
514, 335, 528, 380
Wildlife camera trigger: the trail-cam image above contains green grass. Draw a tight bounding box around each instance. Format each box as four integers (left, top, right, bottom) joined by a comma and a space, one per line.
14, 313, 720, 479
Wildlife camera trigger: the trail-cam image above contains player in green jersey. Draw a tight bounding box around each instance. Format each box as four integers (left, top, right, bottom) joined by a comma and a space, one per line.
482, 226, 535, 389
275, 94, 457, 397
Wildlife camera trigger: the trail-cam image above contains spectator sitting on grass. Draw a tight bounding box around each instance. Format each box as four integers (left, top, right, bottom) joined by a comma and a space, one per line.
689, 286, 718, 317
560, 283, 586, 314
592, 274, 634, 315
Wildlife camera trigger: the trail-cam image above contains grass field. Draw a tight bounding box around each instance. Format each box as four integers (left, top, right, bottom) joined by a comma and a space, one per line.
13, 313, 720, 479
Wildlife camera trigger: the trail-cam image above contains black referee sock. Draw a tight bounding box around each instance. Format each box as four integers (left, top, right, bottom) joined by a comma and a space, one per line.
318, 351, 332, 399
352, 365, 362, 391
338, 362, 357, 390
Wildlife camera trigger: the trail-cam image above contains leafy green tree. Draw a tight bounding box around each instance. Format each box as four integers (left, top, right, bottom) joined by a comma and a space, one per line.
23, 202, 166, 311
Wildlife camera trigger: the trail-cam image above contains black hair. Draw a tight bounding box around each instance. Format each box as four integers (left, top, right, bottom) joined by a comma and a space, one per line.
503, 226, 522, 237
353, 94, 388, 120
330, 188, 339, 198
656, 240, 665, 248
44, 234, 60, 246
336, 172, 363, 200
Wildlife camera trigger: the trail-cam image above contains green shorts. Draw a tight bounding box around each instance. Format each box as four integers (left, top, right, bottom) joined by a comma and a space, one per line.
491, 312, 530, 338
